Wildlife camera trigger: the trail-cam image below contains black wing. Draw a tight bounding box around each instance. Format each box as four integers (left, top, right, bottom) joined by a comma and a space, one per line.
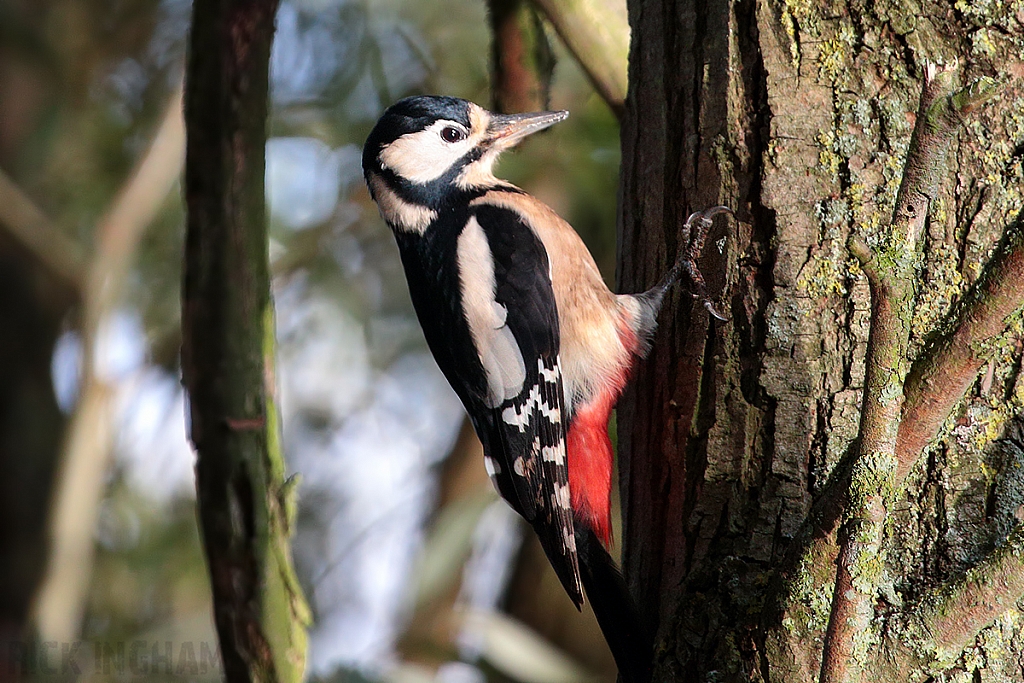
393, 202, 582, 606
468, 204, 582, 606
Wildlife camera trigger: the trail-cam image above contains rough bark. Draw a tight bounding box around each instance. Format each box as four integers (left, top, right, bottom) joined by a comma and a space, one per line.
617, 0, 1024, 680
618, 0, 773, 676
182, 1, 309, 681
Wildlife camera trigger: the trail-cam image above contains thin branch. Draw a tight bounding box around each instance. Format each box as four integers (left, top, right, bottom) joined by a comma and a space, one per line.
527, 0, 628, 118
85, 84, 187, 341
848, 234, 882, 289
766, 76, 1006, 674
818, 64, 992, 683
32, 85, 186, 646
766, 218, 1024, 683
0, 169, 87, 292
896, 216, 1024, 480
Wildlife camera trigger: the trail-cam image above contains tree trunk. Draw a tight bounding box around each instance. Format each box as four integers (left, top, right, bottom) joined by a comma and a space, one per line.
0, 235, 69, 683
617, 0, 1024, 680
182, 1, 309, 681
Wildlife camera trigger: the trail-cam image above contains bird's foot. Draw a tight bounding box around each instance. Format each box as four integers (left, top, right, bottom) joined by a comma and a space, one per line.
673, 205, 732, 321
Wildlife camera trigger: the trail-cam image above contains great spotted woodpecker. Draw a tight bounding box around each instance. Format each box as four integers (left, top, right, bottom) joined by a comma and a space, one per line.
362, 95, 729, 683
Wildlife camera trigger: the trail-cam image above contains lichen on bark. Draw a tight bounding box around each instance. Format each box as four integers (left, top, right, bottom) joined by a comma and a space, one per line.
618, 0, 1024, 679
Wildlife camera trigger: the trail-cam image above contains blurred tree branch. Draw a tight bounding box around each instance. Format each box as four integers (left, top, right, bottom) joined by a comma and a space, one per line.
398, 420, 489, 669
488, 0, 555, 114
528, 0, 628, 118
182, 0, 309, 681
0, 170, 87, 293
31, 84, 186, 646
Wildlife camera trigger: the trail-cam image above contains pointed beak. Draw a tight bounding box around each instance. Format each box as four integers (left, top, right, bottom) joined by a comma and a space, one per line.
485, 109, 569, 149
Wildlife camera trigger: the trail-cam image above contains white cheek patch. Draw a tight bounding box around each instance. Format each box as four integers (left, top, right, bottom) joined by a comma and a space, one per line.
380, 120, 477, 184
367, 174, 437, 234
457, 217, 527, 407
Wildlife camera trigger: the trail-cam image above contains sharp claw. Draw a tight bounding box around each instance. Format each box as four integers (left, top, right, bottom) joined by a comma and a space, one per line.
673, 205, 733, 320
699, 205, 734, 221
704, 299, 728, 322
684, 210, 704, 230
683, 206, 733, 237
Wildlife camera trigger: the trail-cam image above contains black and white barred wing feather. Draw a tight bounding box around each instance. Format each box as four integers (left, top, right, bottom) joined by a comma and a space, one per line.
496, 355, 581, 604
460, 204, 583, 605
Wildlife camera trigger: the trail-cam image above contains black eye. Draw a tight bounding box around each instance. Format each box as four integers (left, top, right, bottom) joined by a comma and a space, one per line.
440, 126, 466, 143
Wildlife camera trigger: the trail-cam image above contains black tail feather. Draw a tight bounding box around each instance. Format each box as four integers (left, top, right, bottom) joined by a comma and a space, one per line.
532, 518, 586, 608
576, 526, 653, 683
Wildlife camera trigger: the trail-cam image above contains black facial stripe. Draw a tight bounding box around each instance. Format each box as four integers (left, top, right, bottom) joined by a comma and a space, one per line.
372, 151, 526, 210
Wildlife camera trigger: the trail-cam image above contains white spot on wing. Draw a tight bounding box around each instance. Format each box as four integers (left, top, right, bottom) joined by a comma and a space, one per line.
538, 358, 560, 382
540, 446, 564, 464
457, 217, 527, 407
552, 484, 571, 509
484, 456, 501, 477
563, 527, 576, 552
513, 457, 526, 477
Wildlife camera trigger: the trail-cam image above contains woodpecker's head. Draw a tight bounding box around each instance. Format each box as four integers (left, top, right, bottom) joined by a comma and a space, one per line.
363, 96, 567, 231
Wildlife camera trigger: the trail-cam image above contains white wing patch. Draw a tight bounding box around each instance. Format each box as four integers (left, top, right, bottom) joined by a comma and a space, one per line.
538, 361, 559, 382
552, 483, 571, 510
495, 353, 581, 603
457, 217, 527, 407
